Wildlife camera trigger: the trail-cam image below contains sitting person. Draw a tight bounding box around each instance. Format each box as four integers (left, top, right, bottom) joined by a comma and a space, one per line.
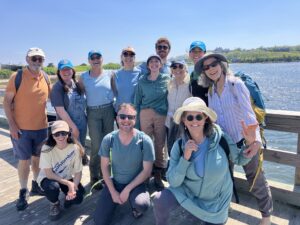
94, 103, 155, 225
37, 120, 85, 221
153, 97, 257, 225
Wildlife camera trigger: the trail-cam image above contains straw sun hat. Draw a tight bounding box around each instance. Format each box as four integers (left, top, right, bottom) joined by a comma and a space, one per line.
173, 97, 217, 124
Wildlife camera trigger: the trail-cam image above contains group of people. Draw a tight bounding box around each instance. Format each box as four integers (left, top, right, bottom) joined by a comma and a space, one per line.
3, 37, 273, 225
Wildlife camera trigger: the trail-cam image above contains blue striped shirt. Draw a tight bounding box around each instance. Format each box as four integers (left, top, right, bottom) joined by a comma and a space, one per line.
208, 76, 261, 143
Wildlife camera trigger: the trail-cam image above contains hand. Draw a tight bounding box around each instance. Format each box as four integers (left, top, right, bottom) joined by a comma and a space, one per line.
241, 120, 258, 146
119, 187, 130, 204
66, 181, 77, 200
111, 190, 122, 204
243, 141, 261, 158
9, 123, 20, 140
184, 139, 198, 161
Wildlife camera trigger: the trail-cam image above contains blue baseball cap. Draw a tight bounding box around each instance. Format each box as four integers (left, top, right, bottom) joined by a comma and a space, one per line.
189, 41, 206, 52
88, 50, 102, 59
58, 59, 74, 70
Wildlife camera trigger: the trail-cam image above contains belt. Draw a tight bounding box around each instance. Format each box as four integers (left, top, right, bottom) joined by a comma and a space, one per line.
87, 102, 113, 110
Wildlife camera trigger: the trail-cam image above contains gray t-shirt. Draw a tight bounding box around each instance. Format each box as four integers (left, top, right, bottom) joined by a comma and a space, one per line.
99, 130, 155, 184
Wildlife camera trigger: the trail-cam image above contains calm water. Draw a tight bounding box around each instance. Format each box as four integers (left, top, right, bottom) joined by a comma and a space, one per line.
214, 62, 300, 185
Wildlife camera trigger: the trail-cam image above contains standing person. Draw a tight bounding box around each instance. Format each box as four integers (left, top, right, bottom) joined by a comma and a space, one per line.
111, 47, 140, 112
166, 60, 191, 154
195, 53, 273, 225
94, 104, 154, 225
79, 50, 114, 189
134, 55, 170, 189
50, 59, 87, 146
188, 41, 209, 104
3, 47, 50, 210
153, 97, 256, 225
138, 37, 171, 75
38, 120, 85, 221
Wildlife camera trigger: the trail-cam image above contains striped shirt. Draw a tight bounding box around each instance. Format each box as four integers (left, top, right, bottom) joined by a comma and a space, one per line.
208, 76, 261, 143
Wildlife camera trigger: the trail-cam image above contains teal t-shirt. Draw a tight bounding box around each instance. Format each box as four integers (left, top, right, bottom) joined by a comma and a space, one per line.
99, 130, 155, 184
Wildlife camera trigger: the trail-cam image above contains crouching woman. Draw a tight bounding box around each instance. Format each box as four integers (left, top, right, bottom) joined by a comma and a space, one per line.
153, 97, 257, 225
37, 120, 85, 221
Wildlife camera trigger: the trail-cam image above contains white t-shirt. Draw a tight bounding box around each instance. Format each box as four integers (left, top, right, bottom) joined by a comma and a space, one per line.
37, 143, 83, 185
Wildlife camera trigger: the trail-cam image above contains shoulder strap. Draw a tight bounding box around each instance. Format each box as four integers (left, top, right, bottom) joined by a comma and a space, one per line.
178, 139, 183, 156
15, 69, 23, 93
219, 135, 240, 204
42, 70, 50, 86
110, 71, 118, 97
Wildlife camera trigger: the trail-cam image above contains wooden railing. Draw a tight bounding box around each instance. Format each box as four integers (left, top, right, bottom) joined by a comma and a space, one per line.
235, 109, 300, 207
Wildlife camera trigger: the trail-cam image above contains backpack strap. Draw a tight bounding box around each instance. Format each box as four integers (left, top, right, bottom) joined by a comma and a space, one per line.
178, 138, 183, 156
219, 135, 240, 204
15, 69, 23, 93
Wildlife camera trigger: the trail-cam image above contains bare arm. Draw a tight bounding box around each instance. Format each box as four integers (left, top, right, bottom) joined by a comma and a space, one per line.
3, 91, 19, 139
55, 106, 79, 139
77, 76, 85, 94
101, 156, 122, 204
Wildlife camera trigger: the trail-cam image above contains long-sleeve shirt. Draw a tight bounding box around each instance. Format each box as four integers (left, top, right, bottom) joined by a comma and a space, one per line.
208, 76, 261, 143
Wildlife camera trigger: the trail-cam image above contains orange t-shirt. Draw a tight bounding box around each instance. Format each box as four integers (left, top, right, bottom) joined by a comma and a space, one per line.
6, 67, 50, 130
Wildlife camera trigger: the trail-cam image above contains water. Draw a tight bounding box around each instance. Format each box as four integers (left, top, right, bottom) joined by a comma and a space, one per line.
200, 62, 300, 185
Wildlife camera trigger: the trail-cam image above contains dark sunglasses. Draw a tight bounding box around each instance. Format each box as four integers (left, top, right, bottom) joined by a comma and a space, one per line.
186, 114, 204, 122
52, 131, 69, 137
123, 52, 135, 57
31, 56, 44, 63
90, 55, 101, 60
203, 60, 220, 71
118, 114, 136, 120
156, 45, 169, 50
171, 64, 184, 70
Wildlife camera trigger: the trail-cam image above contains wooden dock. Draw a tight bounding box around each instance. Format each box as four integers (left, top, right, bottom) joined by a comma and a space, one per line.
0, 110, 300, 225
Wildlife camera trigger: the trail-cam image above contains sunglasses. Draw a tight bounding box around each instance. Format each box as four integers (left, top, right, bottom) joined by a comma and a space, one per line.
123, 52, 135, 57
52, 131, 69, 137
186, 114, 204, 122
171, 64, 184, 70
90, 55, 101, 60
31, 56, 44, 63
156, 45, 169, 50
203, 60, 220, 71
118, 114, 136, 120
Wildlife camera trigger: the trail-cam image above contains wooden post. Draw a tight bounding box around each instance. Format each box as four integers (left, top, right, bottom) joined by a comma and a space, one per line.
295, 133, 300, 186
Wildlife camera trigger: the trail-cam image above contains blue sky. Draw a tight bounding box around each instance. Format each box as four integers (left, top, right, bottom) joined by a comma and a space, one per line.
1, 0, 300, 65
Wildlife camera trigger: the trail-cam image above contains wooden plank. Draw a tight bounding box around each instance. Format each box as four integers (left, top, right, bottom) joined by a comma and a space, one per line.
263, 148, 300, 167
295, 133, 300, 186
266, 110, 300, 133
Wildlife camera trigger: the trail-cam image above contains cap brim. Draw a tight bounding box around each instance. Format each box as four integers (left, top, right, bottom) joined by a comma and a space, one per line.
194, 53, 228, 75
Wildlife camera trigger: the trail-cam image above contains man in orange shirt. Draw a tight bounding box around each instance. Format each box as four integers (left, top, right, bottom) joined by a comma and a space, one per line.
3, 47, 50, 211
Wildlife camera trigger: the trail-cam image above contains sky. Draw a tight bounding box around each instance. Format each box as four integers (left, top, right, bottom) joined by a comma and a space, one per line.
1, 0, 300, 66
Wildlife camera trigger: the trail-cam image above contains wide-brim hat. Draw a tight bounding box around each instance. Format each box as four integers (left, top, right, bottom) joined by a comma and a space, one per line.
173, 97, 217, 124
51, 120, 70, 134
194, 53, 228, 75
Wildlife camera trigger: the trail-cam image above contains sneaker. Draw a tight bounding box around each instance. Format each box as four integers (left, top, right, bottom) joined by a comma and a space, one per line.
16, 188, 29, 211
49, 201, 61, 221
30, 180, 45, 196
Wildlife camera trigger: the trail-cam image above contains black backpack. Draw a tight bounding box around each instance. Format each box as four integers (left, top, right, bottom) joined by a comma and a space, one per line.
177, 135, 239, 203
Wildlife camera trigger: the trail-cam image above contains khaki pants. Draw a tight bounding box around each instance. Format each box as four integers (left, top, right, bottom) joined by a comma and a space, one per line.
140, 109, 167, 168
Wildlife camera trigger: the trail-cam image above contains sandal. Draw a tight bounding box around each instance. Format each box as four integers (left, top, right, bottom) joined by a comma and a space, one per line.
132, 208, 143, 219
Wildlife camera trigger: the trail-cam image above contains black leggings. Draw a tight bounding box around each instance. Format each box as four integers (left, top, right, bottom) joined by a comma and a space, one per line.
41, 178, 85, 204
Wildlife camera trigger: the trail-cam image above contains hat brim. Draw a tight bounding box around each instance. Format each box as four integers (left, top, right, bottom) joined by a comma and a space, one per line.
51, 127, 70, 134
194, 53, 228, 75
173, 104, 217, 124
27, 52, 45, 58
59, 65, 73, 70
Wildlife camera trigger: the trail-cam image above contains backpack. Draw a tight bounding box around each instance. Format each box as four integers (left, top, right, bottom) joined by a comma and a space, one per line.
15, 68, 51, 93
177, 136, 240, 203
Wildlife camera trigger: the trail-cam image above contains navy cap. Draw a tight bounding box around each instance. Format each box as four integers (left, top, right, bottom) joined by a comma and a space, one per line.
88, 50, 102, 59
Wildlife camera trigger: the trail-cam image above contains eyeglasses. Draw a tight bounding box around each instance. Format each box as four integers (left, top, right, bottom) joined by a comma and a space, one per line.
31, 56, 44, 63
156, 45, 169, 50
203, 61, 220, 71
171, 64, 184, 70
118, 114, 136, 120
52, 131, 69, 137
123, 52, 135, 57
186, 114, 204, 122
90, 55, 101, 60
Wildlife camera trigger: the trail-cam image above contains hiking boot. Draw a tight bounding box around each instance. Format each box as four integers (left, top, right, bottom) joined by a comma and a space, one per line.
16, 188, 29, 211
49, 201, 61, 221
30, 180, 45, 196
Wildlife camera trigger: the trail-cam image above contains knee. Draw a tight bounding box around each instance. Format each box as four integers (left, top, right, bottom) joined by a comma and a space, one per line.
134, 194, 151, 212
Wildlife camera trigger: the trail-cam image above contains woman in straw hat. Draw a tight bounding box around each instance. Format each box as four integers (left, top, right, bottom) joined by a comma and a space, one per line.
194, 53, 272, 225
153, 97, 256, 225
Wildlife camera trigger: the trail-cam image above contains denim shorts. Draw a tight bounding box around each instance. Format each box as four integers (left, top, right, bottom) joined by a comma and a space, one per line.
11, 128, 48, 160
